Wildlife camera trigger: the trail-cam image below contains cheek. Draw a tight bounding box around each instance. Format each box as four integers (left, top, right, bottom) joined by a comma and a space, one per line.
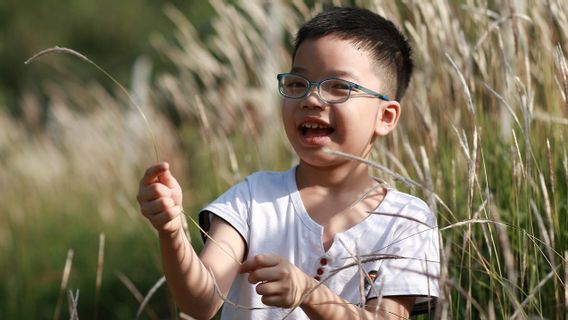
281, 106, 296, 134
347, 109, 380, 138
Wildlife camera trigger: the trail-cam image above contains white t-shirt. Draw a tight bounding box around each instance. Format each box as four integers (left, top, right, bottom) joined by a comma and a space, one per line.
200, 167, 439, 320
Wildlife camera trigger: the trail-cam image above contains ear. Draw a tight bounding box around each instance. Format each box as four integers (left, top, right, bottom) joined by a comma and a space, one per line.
374, 100, 401, 137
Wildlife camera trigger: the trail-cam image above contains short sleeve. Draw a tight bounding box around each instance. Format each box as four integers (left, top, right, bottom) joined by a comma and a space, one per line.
198, 178, 253, 246
367, 196, 440, 315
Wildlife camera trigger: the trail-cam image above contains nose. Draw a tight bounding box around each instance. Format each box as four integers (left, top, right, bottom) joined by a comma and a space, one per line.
301, 84, 326, 110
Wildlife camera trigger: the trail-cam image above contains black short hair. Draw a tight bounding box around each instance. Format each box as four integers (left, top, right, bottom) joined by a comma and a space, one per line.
293, 7, 413, 101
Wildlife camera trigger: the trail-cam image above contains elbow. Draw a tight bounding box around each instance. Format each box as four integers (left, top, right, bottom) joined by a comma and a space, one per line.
179, 309, 216, 320
178, 303, 222, 320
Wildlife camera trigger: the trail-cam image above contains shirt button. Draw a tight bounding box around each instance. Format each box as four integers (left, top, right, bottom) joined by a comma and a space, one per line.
320, 258, 328, 265
314, 275, 321, 281
316, 268, 324, 275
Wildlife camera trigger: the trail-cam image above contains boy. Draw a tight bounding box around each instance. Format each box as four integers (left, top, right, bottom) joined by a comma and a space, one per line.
137, 7, 439, 320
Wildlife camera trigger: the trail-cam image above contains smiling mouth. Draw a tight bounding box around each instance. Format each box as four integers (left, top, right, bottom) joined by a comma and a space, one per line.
298, 122, 335, 136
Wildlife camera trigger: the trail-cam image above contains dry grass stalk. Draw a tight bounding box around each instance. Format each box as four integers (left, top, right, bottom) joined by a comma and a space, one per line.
451, 159, 456, 209
440, 212, 519, 307
67, 289, 80, 320
510, 265, 561, 319
488, 299, 496, 320
533, 111, 568, 126
564, 146, 568, 218
337, 238, 381, 316
511, 129, 526, 180
554, 45, 568, 108
95, 233, 105, 320
53, 249, 74, 320
473, 14, 532, 52
135, 276, 166, 319
420, 146, 437, 214
538, 173, 554, 247
529, 200, 562, 284
489, 203, 521, 311
181, 209, 242, 266
482, 82, 523, 130
349, 180, 389, 210
114, 271, 144, 300
376, 144, 413, 181
209, 254, 417, 319
564, 251, 568, 314
369, 211, 433, 228
472, 195, 498, 268
324, 149, 418, 188
545, 139, 557, 230
280, 255, 417, 320
402, 139, 424, 182
324, 149, 454, 219
435, 238, 450, 320
468, 129, 479, 212
208, 267, 275, 312
450, 124, 471, 162
27, 46, 245, 271
529, 200, 554, 262
445, 53, 475, 115
25, 46, 159, 161
444, 279, 487, 319
281, 238, 384, 320
115, 271, 159, 320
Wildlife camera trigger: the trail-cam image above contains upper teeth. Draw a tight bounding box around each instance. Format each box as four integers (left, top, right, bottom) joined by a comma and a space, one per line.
302, 123, 329, 129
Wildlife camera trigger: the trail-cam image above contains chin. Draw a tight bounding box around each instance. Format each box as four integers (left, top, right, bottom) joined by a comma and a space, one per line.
298, 153, 347, 169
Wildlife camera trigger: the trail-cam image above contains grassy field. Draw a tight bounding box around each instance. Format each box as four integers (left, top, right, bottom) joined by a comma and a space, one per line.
1, 0, 567, 319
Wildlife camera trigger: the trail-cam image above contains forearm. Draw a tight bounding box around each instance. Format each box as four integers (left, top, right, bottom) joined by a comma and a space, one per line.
300, 283, 372, 320
300, 283, 404, 320
159, 229, 222, 319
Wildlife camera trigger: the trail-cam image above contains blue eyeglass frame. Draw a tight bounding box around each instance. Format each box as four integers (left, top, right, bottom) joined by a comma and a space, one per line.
276, 73, 390, 103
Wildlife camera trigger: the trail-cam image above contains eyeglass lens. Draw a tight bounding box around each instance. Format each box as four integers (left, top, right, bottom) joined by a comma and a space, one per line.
279, 75, 350, 103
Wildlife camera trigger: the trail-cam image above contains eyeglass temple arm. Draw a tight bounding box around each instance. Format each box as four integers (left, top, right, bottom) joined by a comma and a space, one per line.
353, 84, 390, 101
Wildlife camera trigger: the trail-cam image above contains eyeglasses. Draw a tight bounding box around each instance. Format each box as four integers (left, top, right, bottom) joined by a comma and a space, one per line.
277, 73, 390, 104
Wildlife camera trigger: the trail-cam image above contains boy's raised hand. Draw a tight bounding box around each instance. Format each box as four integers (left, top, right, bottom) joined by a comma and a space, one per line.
240, 254, 316, 308
137, 162, 183, 237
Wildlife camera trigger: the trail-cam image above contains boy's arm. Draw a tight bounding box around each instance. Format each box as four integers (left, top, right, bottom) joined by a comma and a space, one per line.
302, 288, 414, 319
240, 254, 414, 319
159, 216, 245, 319
138, 163, 245, 319
364, 297, 415, 319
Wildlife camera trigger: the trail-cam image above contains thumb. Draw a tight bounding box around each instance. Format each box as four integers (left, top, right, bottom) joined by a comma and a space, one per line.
158, 163, 179, 189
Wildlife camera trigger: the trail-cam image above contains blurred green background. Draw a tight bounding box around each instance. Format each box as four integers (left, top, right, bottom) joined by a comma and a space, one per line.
0, 0, 214, 115
0, 1, 216, 318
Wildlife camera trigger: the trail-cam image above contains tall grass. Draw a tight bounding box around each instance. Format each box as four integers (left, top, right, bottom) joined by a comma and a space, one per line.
0, 0, 566, 318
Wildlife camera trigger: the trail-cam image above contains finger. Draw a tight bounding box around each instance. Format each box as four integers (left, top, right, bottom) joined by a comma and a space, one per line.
146, 206, 182, 225
248, 265, 289, 284
140, 197, 176, 217
158, 167, 179, 189
260, 293, 290, 308
137, 183, 172, 202
140, 162, 169, 186
255, 280, 283, 297
239, 254, 280, 274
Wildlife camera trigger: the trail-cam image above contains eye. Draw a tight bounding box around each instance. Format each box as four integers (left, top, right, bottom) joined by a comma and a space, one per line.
323, 79, 351, 93
331, 82, 350, 90
285, 80, 307, 89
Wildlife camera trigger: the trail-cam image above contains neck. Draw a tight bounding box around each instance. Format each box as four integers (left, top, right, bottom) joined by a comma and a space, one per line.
296, 160, 373, 192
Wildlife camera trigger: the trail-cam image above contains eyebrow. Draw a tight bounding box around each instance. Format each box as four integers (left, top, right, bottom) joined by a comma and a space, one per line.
289, 67, 362, 83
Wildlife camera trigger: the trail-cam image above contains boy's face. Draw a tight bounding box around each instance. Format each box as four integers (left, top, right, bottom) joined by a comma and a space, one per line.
282, 35, 400, 168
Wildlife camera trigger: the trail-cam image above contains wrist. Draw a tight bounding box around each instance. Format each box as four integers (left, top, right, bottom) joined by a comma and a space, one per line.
158, 226, 184, 241
299, 274, 319, 307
